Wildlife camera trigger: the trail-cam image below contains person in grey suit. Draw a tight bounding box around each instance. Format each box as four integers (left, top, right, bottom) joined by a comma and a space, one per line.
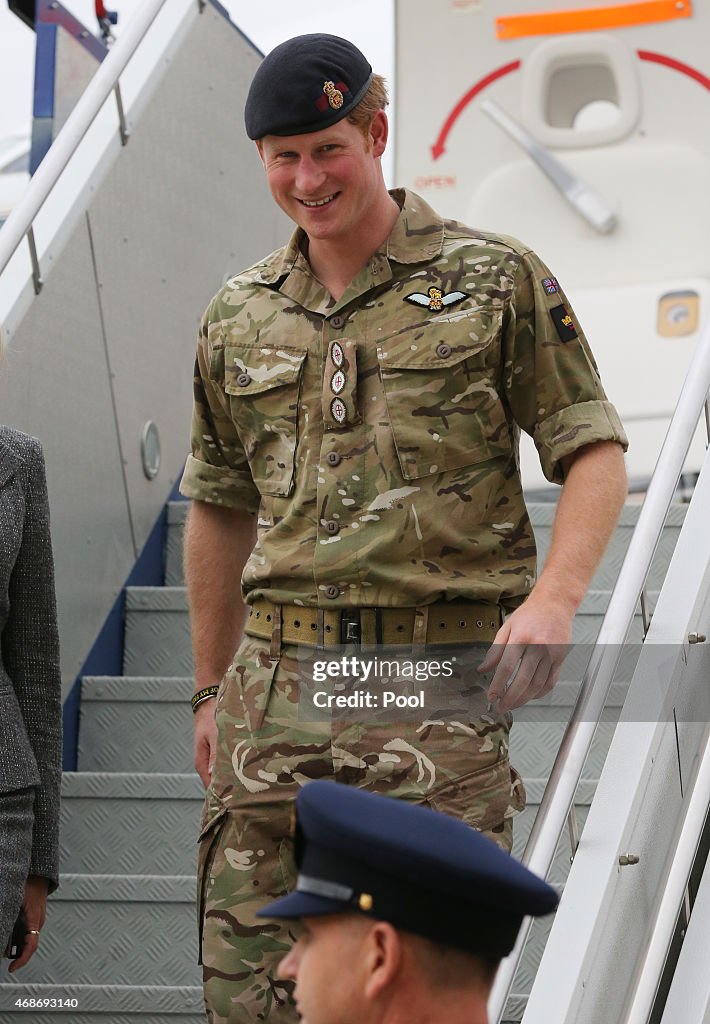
0, 426, 61, 972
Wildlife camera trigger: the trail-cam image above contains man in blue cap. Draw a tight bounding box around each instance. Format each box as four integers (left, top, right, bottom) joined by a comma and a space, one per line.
256, 781, 558, 1024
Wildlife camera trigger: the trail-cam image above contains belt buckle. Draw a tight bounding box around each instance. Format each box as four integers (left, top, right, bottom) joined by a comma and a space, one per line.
340, 610, 361, 646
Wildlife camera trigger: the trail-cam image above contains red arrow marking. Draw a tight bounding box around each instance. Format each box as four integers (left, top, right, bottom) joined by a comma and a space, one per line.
638, 50, 710, 91
430, 51, 709, 162
431, 60, 521, 161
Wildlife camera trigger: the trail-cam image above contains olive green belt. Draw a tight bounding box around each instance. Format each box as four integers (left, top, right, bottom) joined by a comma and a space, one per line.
244, 599, 502, 649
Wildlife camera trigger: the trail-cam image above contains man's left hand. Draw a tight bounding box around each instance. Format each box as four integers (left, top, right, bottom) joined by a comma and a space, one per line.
478, 594, 575, 712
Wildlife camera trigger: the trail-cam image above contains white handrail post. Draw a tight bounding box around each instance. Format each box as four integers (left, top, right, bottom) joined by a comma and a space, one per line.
489, 316, 710, 1023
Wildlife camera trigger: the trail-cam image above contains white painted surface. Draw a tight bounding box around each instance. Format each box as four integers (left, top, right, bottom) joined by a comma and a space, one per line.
395, 0, 710, 484
523, 438, 710, 1022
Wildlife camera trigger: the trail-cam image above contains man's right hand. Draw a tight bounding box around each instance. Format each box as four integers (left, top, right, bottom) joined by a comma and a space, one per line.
194, 698, 218, 788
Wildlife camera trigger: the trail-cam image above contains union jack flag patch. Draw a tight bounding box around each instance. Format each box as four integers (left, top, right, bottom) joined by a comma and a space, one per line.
542, 277, 559, 295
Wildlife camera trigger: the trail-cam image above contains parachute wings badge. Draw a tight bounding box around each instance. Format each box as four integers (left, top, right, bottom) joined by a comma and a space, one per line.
405, 286, 467, 312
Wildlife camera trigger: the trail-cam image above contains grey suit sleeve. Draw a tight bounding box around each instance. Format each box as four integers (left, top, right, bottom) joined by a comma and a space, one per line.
3, 440, 62, 891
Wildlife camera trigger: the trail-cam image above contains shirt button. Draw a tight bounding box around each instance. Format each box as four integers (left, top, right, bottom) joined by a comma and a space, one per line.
436, 344, 451, 359
324, 520, 340, 536
325, 585, 340, 600
326, 452, 342, 467
330, 315, 345, 329
236, 372, 252, 387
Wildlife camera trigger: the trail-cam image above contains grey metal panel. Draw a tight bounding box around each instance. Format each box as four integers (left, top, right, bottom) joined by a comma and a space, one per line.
510, 720, 617, 783
0, 225, 133, 690
86, 4, 289, 550
14, 875, 200, 987
0, 984, 203, 1023
79, 677, 194, 773
60, 772, 202, 875
123, 587, 192, 676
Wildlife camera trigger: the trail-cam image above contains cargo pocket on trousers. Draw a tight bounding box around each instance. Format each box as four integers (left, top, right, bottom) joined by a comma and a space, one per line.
196, 798, 228, 965
227, 635, 281, 735
424, 757, 526, 834
278, 835, 297, 895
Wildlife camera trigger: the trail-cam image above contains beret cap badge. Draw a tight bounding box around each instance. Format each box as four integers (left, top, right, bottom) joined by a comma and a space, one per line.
323, 80, 345, 109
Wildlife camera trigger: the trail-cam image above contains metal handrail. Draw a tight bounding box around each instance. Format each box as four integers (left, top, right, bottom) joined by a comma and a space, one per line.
0, 0, 171, 282
623, 733, 710, 1024
489, 315, 710, 1022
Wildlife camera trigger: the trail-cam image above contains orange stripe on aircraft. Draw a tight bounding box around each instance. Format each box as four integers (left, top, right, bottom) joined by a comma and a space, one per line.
496, 1, 692, 40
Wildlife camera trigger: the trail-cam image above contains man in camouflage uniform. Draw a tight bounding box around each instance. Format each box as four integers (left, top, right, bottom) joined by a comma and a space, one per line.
180, 33, 628, 1024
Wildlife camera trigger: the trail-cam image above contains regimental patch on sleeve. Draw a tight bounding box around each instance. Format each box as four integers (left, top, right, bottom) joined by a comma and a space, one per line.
542, 276, 559, 295
550, 303, 578, 343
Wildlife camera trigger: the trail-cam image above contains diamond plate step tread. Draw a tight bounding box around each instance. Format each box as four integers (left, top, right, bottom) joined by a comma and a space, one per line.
123, 589, 191, 677
82, 676, 192, 701
52, 874, 195, 901
126, 588, 189, 611
78, 678, 194, 773
15, 877, 200, 987
59, 769, 590, 882
62, 772, 202, 798
509, 719, 617, 781
60, 774, 203, 875
0, 984, 202, 1017
502, 994, 528, 1024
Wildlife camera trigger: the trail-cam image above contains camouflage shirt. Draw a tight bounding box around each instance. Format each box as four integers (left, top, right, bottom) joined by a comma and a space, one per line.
180, 190, 627, 609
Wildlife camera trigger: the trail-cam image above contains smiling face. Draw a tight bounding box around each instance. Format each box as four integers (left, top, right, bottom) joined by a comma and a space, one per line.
258, 111, 390, 247
277, 914, 372, 1024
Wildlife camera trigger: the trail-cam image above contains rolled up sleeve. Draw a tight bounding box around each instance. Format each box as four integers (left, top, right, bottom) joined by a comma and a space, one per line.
503, 249, 628, 484
179, 308, 260, 513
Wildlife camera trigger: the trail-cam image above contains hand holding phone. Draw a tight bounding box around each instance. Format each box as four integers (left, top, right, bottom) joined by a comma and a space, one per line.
4, 909, 27, 960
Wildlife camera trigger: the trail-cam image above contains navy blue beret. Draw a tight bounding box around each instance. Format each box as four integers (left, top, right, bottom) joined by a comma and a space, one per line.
244, 34, 373, 140
257, 781, 558, 959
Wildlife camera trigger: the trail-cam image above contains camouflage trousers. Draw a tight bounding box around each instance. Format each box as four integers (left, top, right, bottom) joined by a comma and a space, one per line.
198, 635, 525, 1023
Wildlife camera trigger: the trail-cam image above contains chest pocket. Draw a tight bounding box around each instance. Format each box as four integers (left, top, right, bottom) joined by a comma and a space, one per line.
377, 308, 511, 481
223, 345, 307, 497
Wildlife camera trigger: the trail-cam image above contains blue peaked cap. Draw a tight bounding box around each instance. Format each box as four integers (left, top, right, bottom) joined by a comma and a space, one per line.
257, 781, 558, 959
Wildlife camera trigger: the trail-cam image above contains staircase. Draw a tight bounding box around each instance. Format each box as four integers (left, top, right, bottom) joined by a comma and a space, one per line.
0, 501, 686, 1023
